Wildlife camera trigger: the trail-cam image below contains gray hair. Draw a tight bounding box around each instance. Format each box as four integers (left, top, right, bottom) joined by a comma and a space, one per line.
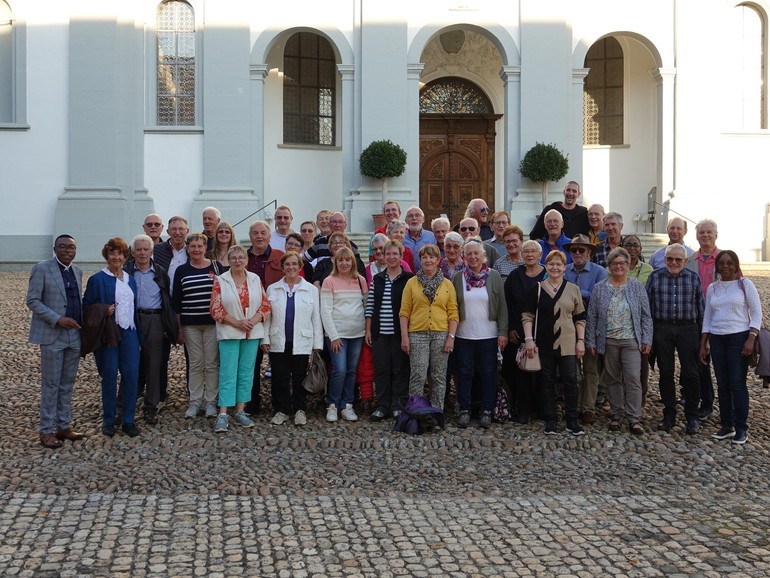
695, 219, 718, 234
444, 231, 464, 246
603, 212, 624, 226
227, 245, 247, 258
371, 233, 389, 246
203, 206, 221, 219
130, 234, 154, 251
249, 220, 272, 234
462, 238, 487, 262
431, 217, 451, 230
463, 198, 486, 219
543, 209, 563, 223
606, 247, 630, 267
664, 243, 687, 257
521, 239, 543, 253
386, 220, 407, 235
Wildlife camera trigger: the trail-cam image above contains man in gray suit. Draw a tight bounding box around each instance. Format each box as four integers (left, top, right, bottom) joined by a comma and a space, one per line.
26, 234, 85, 449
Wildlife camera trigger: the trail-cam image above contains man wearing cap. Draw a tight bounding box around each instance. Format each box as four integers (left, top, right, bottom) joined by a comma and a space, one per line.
564, 234, 608, 425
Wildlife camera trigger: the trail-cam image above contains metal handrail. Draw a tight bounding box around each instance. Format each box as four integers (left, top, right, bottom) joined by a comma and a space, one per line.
651, 200, 697, 225
232, 199, 278, 228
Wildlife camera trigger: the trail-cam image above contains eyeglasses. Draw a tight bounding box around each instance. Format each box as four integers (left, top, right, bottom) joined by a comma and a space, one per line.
609, 261, 628, 268
478, 207, 489, 212
459, 226, 476, 232
665, 256, 685, 263
493, 221, 509, 226
372, 247, 384, 253
144, 222, 162, 228
331, 241, 347, 247
275, 216, 291, 220
622, 243, 641, 249
228, 255, 246, 262
504, 239, 520, 245
286, 243, 302, 250
569, 247, 587, 254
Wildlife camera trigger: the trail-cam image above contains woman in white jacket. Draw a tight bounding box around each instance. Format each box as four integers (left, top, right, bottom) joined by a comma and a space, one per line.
209, 245, 270, 433
263, 251, 323, 426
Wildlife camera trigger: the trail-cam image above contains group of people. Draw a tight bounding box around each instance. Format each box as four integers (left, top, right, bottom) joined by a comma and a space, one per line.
28, 185, 762, 448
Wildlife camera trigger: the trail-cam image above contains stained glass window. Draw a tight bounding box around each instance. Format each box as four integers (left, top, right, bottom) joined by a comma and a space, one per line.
156, 1, 195, 126
284, 32, 336, 145
420, 78, 492, 114
583, 37, 624, 145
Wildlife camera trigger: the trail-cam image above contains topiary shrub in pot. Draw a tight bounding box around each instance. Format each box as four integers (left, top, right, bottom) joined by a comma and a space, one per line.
519, 142, 569, 208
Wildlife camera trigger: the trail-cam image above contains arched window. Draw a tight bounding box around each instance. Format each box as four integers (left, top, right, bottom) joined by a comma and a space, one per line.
728, 4, 766, 129
156, 0, 196, 126
283, 32, 336, 146
0, 1, 13, 122
583, 37, 624, 146
419, 78, 492, 114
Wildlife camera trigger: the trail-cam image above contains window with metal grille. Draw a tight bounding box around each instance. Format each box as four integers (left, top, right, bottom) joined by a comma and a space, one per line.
583, 37, 624, 145
283, 32, 336, 146
156, 1, 195, 126
419, 78, 492, 114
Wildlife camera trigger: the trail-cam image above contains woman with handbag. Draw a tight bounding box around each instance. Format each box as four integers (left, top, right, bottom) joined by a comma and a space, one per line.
320, 246, 368, 422
365, 240, 414, 421
585, 248, 653, 435
522, 250, 586, 435
452, 239, 508, 429
400, 244, 459, 411
699, 250, 762, 445
209, 245, 270, 433
502, 240, 545, 424
264, 251, 323, 426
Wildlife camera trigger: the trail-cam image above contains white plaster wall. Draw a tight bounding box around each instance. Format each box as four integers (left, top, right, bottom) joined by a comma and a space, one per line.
144, 134, 204, 225
0, 4, 69, 238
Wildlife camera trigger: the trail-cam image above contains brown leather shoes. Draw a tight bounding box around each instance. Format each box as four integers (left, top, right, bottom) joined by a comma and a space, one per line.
581, 411, 596, 425
55, 428, 85, 441
40, 433, 63, 449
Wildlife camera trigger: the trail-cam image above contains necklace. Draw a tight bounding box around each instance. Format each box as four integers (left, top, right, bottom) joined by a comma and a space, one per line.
547, 279, 562, 292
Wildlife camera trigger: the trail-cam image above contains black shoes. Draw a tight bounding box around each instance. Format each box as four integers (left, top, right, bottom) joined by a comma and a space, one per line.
369, 409, 386, 422
122, 423, 141, 437
102, 424, 116, 437
685, 419, 699, 435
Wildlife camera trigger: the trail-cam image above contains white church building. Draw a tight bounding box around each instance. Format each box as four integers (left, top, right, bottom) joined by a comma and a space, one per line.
1, 0, 769, 264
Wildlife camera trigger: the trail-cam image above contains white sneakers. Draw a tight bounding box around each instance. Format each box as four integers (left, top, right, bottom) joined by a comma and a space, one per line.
326, 404, 338, 422
340, 404, 358, 421
294, 410, 307, 425
270, 412, 289, 425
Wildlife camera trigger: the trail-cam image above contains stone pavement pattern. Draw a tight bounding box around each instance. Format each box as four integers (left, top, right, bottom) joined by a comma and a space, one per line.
1, 271, 770, 577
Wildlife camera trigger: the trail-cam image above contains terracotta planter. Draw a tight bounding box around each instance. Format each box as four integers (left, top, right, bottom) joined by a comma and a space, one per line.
372, 213, 387, 230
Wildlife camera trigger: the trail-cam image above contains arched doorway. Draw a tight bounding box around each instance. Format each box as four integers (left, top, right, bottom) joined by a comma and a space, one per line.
419, 78, 502, 225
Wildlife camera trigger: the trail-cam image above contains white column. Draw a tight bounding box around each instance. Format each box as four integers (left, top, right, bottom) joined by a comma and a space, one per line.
500, 65, 521, 212
405, 62, 425, 206
651, 68, 676, 234
338, 64, 357, 222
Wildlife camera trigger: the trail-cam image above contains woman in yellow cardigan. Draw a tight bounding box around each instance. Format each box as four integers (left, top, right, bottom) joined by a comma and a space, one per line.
399, 244, 459, 410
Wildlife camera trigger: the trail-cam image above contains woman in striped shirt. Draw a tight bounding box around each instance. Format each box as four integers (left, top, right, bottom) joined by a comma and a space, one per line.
172, 233, 222, 420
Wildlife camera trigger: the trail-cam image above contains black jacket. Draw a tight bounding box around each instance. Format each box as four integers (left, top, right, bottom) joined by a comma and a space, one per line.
369, 269, 414, 337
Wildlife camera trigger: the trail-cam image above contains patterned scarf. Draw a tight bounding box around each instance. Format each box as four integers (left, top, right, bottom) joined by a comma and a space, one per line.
463, 264, 489, 291
417, 269, 445, 304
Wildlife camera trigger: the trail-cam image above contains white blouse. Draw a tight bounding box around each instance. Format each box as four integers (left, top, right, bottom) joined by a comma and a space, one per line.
103, 268, 136, 330
702, 278, 762, 336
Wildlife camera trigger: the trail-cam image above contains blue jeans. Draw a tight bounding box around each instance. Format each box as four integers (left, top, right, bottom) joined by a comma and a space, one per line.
94, 326, 140, 426
709, 331, 750, 432
326, 337, 363, 408
456, 337, 498, 412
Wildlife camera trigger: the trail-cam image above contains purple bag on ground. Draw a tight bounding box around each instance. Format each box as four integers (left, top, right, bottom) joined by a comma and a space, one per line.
393, 395, 444, 435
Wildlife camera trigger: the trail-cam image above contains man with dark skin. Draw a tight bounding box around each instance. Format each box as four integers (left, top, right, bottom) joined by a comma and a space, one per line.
27, 234, 85, 449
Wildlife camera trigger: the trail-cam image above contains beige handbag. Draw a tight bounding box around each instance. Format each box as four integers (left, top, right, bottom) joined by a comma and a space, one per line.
516, 284, 542, 372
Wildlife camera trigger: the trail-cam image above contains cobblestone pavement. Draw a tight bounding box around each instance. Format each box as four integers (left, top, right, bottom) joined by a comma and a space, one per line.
2, 272, 770, 577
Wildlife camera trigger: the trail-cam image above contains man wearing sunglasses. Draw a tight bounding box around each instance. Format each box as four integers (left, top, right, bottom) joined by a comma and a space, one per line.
142, 214, 165, 245
529, 181, 590, 241
458, 217, 498, 264
646, 243, 704, 435
564, 234, 608, 425
453, 199, 493, 241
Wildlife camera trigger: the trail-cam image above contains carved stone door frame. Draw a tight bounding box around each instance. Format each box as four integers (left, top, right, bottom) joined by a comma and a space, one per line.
419, 114, 502, 226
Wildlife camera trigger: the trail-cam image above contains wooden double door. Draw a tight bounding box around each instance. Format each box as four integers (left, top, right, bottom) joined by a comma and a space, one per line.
419, 114, 502, 226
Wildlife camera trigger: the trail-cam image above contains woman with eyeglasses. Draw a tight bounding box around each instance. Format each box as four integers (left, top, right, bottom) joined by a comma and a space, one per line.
313, 231, 350, 289
400, 244, 459, 410
452, 240, 508, 428
207, 221, 237, 271
439, 232, 465, 280
486, 211, 511, 257
209, 245, 270, 432
586, 248, 652, 435
299, 221, 318, 264
522, 250, 585, 435
493, 225, 525, 282
699, 250, 762, 445
620, 235, 653, 286
284, 232, 315, 280
502, 240, 546, 424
